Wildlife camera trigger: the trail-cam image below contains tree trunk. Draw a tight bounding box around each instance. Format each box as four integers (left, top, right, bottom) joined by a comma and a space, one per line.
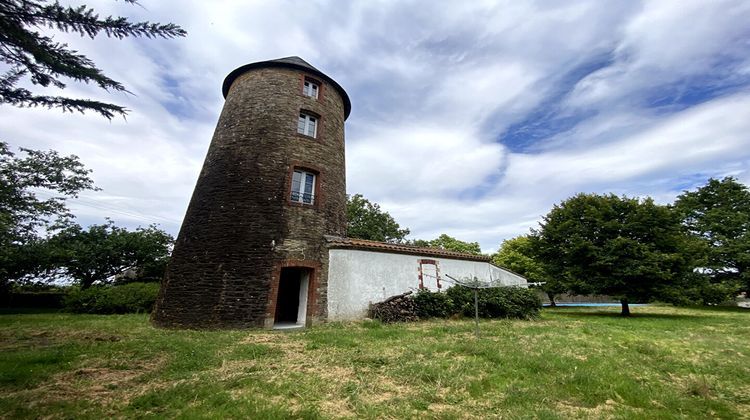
548, 293, 556, 307
80, 277, 94, 290
620, 298, 630, 316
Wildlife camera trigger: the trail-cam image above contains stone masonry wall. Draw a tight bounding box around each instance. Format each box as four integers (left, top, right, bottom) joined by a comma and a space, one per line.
152, 66, 347, 329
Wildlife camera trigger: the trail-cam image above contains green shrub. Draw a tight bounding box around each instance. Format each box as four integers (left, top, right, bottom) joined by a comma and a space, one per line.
661, 275, 741, 306
412, 289, 454, 318
445, 285, 541, 319
3, 285, 68, 309
64, 282, 160, 314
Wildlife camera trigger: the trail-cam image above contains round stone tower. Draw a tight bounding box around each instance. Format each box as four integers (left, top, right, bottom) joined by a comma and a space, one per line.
152, 57, 351, 329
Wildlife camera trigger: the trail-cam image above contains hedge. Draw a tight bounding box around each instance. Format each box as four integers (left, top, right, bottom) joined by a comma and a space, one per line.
445, 285, 541, 320
64, 282, 160, 314
373, 286, 541, 323
2, 290, 67, 309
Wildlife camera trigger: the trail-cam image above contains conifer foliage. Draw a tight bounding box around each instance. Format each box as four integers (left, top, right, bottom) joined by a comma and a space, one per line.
0, 0, 186, 118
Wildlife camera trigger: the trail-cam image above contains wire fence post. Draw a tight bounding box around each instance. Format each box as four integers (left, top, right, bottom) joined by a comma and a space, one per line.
445, 274, 485, 339
414, 271, 538, 340
473, 288, 479, 338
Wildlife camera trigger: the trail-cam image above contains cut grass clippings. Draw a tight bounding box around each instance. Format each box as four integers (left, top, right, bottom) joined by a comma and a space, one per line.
1, 305, 749, 418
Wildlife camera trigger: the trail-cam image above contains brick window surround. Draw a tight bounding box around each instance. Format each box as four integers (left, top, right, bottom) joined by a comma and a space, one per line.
302, 78, 320, 98
266, 259, 321, 324
298, 74, 325, 102
296, 109, 323, 141
418, 259, 442, 289
285, 161, 323, 209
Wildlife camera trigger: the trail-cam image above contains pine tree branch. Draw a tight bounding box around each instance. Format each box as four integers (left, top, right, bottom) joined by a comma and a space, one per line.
0, 84, 128, 119
1, 12, 127, 91
1, 1, 186, 40
0, 0, 186, 118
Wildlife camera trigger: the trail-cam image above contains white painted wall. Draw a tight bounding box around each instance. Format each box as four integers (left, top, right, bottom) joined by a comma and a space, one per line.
327, 249, 528, 320
297, 271, 310, 325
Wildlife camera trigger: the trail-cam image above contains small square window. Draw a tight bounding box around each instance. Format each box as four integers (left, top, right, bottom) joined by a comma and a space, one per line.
303, 79, 319, 98
298, 112, 317, 138
291, 170, 316, 205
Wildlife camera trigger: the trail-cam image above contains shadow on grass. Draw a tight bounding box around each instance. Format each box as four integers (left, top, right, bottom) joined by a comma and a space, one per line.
683, 305, 750, 313
545, 308, 711, 321
0, 307, 63, 315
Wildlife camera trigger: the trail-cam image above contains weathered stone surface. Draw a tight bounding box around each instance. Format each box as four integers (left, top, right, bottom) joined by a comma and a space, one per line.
152, 63, 347, 329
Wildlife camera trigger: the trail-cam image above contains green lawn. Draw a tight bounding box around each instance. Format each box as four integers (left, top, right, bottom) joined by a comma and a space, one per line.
1, 306, 749, 419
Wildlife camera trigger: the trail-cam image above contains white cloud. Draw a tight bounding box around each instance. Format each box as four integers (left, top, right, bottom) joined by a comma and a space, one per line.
348, 125, 505, 200
566, 0, 750, 109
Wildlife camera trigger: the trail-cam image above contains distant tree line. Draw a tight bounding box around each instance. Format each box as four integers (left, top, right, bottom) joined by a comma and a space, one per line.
346, 194, 481, 254
0, 1, 182, 305
1, 142, 173, 299
347, 178, 750, 316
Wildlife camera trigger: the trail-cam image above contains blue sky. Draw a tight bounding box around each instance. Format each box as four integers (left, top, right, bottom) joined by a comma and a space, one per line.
2, 0, 750, 252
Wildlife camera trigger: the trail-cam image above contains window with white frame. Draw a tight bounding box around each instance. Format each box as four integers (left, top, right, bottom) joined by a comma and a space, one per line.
303, 79, 319, 98
291, 169, 316, 205
297, 112, 318, 137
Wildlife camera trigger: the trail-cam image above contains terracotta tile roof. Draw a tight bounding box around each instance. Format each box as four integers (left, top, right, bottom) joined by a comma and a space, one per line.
324, 236, 491, 262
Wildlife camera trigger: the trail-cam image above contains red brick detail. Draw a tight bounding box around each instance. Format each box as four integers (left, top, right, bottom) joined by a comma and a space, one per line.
286, 160, 324, 210
418, 259, 441, 289
326, 237, 491, 262
296, 108, 324, 143
318, 116, 325, 144
299, 74, 323, 100
266, 259, 322, 323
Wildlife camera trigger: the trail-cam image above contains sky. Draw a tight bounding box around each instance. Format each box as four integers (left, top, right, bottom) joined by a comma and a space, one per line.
3, 0, 750, 253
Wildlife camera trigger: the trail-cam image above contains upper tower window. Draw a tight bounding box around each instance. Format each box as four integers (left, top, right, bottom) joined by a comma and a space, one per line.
291, 169, 316, 205
303, 78, 319, 98
298, 112, 318, 138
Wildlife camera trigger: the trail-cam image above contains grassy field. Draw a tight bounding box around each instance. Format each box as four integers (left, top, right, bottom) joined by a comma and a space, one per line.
1, 306, 749, 419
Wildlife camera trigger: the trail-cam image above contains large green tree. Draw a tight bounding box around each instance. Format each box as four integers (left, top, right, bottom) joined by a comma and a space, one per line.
346, 194, 410, 243
0, 0, 186, 118
412, 234, 482, 255
493, 235, 564, 305
673, 177, 750, 294
0, 142, 96, 289
46, 220, 173, 289
533, 193, 689, 315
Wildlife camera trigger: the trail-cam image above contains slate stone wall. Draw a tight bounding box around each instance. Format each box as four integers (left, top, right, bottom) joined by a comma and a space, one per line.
152, 66, 347, 329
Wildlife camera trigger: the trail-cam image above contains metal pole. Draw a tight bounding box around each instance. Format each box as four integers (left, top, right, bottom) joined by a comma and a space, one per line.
474, 288, 479, 338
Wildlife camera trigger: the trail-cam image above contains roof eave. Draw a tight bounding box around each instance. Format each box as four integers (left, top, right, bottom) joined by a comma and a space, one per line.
325, 236, 491, 262
222, 60, 352, 120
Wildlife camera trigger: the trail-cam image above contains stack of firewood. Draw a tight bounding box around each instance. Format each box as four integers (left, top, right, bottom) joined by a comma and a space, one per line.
369, 291, 418, 323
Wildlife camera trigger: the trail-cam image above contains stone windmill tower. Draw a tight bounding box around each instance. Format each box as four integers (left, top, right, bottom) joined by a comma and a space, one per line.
152, 57, 351, 329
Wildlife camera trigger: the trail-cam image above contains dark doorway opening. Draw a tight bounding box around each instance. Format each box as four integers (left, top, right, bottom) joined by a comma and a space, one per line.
274, 267, 310, 329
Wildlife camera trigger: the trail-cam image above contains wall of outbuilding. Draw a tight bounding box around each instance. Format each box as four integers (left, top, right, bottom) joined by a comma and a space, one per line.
327, 249, 528, 320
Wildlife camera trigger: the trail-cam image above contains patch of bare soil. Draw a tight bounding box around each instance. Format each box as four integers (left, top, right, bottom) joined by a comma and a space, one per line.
229, 332, 419, 418
8, 356, 165, 411
667, 373, 719, 399
0, 330, 121, 351
555, 399, 620, 418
